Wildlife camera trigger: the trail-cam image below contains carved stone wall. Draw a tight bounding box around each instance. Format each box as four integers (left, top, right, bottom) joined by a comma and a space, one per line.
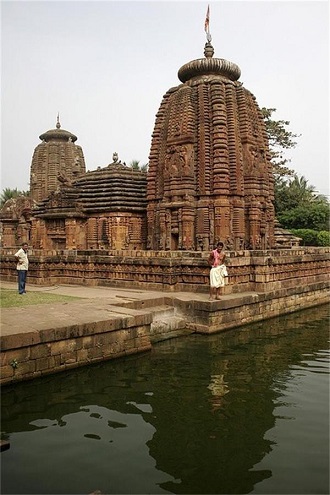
0, 248, 328, 294
147, 42, 275, 251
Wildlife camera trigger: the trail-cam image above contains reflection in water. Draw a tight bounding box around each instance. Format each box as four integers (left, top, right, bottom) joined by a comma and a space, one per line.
207, 369, 230, 412
1, 305, 329, 494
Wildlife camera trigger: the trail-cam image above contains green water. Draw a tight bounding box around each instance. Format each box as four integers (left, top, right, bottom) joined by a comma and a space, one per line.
1, 305, 329, 494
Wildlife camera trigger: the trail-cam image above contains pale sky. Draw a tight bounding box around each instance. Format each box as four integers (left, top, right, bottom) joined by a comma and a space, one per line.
1, 0, 329, 197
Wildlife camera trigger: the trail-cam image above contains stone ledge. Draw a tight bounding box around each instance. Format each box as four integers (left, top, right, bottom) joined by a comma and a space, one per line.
0, 304, 153, 350
186, 287, 329, 334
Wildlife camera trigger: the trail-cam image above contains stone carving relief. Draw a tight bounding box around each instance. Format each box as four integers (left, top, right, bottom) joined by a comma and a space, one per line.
243, 144, 268, 176
164, 144, 194, 179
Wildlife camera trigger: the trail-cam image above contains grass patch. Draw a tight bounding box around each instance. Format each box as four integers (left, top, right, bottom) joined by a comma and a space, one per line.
0, 288, 82, 308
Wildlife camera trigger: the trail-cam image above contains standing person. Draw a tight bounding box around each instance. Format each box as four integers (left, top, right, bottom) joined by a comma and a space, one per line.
208, 241, 227, 300
14, 242, 29, 295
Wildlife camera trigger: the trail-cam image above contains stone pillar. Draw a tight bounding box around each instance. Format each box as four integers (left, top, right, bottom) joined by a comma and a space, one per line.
87, 218, 97, 249
181, 206, 195, 250
65, 219, 77, 250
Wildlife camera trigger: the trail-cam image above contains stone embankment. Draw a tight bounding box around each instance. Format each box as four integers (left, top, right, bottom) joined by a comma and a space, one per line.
1, 279, 328, 385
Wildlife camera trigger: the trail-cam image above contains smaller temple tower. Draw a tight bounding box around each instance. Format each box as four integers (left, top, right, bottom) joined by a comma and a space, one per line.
30, 115, 86, 202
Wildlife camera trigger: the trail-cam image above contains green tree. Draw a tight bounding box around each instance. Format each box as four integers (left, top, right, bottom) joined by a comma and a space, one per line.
0, 188, 29, 207
275, 175, 326, 214
261, 107, 300, 180
290, 229, 330, 247
317, 231, 330, 246
278, 202, 330, 231
262, 107, 329, 246
290, 229, 319, 246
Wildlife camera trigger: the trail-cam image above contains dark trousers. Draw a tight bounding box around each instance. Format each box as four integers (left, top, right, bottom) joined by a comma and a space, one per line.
17, 270, 27, 294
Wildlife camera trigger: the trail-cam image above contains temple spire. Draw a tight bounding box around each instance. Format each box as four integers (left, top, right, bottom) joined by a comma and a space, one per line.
56, 112, 61, 129
203, 4, 214, 58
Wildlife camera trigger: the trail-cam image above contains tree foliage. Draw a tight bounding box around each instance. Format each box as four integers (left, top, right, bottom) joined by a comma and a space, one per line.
0, 188, 30, 207
316, 231, 330, 246
261, 107, 300, 179
290, 229, 330, 247
263, 107, 329, 242
277, 202, 329, 231
275, 175, 328, 214
129, 160, 148, 172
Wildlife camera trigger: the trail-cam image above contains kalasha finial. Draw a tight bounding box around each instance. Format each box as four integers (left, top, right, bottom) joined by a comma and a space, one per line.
56, 112, 61, 129
204, 41, 214, 58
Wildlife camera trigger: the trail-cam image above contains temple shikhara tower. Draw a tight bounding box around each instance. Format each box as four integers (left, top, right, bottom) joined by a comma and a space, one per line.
147, 36, 275, 251
30, 115, 86, 202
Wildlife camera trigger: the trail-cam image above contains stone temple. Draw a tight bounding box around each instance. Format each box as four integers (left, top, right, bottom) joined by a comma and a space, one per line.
1, 40, 275, 251
147, 41, 275, 251
30, 115, 86, 202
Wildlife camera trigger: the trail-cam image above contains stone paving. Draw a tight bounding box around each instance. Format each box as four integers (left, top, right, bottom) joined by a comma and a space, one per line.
0, 281, 208, 336
0, 280, 257, 338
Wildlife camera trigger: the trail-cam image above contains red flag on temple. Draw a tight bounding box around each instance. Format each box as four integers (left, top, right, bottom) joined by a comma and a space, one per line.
204, 4, 210, 34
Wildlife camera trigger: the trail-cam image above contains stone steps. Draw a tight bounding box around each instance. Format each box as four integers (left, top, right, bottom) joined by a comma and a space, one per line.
149, 305, 192, 343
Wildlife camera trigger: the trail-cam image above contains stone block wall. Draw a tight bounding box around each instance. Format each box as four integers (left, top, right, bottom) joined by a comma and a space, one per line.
175, 282, 328, 334
0, 247, 329, 293
1, 312, 152, 385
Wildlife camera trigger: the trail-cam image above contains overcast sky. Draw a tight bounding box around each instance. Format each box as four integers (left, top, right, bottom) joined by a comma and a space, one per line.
1, 0, 329, 197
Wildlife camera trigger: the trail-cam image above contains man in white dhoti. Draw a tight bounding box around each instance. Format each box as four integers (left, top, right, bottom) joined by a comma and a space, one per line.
208, 242, 227, 300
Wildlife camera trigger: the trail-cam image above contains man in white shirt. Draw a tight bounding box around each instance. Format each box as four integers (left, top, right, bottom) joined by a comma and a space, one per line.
14, 242, 29, 294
